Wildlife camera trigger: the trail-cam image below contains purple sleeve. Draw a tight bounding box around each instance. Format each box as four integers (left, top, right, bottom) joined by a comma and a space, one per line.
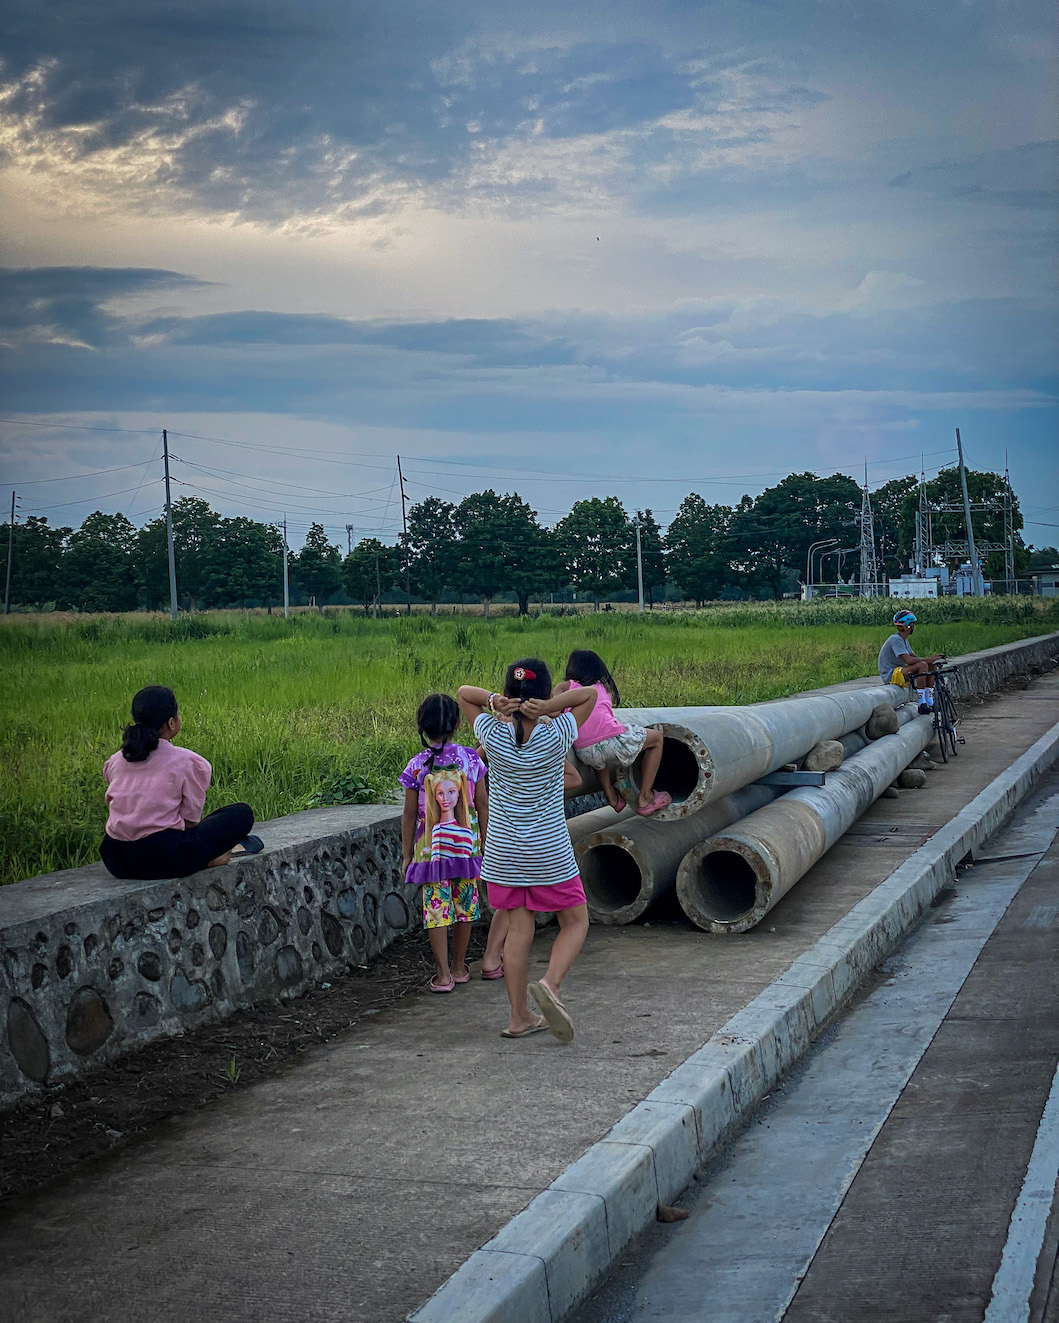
463, 748, 487, 783
398, 755, 422, 790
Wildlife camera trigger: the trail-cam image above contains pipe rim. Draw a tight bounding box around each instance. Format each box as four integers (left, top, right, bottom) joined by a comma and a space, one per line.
679, 836, 767, 928
578, 837, 651, 923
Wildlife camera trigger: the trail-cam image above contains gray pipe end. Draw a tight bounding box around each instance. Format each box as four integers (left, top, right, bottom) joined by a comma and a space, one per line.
577, 836, 652, 925
677, 835, 770, 932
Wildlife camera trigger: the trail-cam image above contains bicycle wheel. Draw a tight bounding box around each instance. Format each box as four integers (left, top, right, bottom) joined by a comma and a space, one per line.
933, 701, 949, 763
936, 686, 959, 760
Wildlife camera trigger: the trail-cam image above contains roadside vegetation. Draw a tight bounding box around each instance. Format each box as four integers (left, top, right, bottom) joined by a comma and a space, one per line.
1, 597, 1056, 887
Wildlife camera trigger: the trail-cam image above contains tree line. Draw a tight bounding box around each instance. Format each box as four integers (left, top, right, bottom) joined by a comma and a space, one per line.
0, 468, 1030, 614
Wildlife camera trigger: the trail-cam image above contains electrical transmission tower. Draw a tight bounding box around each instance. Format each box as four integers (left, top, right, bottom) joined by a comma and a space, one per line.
913, 460, 932, 577
858, 464, 881, 598
1003, 457, 1016, 594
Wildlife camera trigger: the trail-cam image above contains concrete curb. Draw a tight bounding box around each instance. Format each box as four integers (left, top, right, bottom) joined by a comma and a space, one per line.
408, 718, 1059, 1323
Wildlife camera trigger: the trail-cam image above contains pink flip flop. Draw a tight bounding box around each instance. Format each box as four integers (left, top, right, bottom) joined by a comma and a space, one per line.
636, 791, 673, 817
452, 967, 471, 984
430, 974, 455, 993
481, 960, 504, 980
612, 794, 627, 813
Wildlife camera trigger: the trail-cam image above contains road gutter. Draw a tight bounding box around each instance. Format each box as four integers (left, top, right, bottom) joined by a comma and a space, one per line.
409, 718, 1059, 1323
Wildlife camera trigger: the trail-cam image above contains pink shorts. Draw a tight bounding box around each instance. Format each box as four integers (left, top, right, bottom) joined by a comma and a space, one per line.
486, 876, 587, 913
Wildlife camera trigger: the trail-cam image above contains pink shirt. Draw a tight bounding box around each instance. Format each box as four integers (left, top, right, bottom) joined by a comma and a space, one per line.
568, 680, 626, 750
103, 739, 212, 841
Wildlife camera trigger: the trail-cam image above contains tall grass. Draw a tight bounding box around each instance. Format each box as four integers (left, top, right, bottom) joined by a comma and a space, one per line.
2, 599, 1056, 887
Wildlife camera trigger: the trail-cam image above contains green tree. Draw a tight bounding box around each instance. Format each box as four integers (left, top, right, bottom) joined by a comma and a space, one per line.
728, 473, 861, 598
0, 516, 70, 609
403, 497, 458, 613
1028, 546, 1059, 572
201, 517, 284, 607
58, 511, 138, 612
633, 510, 666, 607
136, 497, 221, 610
665, 496, 733, 605
342, 538, 398, 615
872, 475, 917, 576
293, 523, 342, 604
554, 496, 635, 608
453, 490, 551, 616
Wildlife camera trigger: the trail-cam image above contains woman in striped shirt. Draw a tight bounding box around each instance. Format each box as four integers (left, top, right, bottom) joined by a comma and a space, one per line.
459, 660, 597, 1043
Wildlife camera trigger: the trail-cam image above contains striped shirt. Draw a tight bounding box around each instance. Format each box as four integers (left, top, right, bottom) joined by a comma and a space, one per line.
474, 710, 578, 887
430, 821, 474, 860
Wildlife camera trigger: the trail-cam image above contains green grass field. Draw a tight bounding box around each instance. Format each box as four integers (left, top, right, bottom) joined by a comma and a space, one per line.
2, 597, 1056, 887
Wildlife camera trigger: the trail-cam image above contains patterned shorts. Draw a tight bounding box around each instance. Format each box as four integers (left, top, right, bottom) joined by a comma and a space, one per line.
421, 879, 481, 929
576, 723, 649, 771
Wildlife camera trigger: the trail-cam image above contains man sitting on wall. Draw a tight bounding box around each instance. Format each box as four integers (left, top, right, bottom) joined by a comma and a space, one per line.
878, 610, 945, 716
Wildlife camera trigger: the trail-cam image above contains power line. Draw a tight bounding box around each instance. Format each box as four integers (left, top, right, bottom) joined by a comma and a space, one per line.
22, 482, 162, 513
170, 454, 396, 503
0, 417, 160, 435
4, 461, 157, 485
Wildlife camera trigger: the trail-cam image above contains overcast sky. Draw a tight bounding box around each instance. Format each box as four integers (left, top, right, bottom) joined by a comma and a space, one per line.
1, 0, 1056, 547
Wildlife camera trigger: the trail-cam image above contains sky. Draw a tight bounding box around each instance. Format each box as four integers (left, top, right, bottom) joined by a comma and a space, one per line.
0, 0, 1056, 549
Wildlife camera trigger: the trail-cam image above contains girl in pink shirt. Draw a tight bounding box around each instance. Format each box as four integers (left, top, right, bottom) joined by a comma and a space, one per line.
100, 686, 260, 880
556, 649, 671, 817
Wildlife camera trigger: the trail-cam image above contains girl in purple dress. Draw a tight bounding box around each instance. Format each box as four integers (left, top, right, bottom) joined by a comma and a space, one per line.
400, 693, 500, 993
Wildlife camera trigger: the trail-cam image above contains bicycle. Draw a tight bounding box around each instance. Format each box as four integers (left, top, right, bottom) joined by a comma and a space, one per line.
923, 665, 964, 763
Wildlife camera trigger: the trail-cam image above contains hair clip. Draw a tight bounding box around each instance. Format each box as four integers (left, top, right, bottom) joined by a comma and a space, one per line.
513, 667, 536, 681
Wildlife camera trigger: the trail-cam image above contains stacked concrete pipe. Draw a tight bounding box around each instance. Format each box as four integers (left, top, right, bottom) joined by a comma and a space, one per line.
676, 712, 935, 934
574, 707, 918, 925
614, 683, 909, 821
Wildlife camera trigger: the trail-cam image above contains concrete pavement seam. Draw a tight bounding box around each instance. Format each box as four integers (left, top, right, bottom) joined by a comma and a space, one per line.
408, 720, 1059, 1323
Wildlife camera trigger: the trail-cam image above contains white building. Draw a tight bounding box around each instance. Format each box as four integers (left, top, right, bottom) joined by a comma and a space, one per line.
888, 576, 938, 599
1032, 568, 1059, 597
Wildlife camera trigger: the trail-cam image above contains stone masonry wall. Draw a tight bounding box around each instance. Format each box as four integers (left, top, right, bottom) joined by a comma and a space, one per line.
1, 631, 1055, 1109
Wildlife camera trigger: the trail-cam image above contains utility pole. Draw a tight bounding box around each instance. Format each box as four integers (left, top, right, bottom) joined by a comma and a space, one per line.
1003, 453, 1016, 595
858, 461, 880, 598
634, 517, 645, 612
955, 428, 981, 595
162, 429, 178, 619
374, 549, 382, 618
397, 455, 411, 615
4, 491, 16, 614
345, 523, 354, 556
281, 515, 290, 617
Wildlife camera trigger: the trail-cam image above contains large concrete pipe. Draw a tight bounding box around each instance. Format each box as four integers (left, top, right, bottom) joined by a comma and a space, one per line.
616, 684, 909, 821
676, 713, 934, 934
575, 784, 782, 924
573, 710, 917, 925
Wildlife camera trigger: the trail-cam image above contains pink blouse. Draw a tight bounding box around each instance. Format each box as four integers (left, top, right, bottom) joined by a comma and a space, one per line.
103, 739, 212, 841
568, 680, 626, 749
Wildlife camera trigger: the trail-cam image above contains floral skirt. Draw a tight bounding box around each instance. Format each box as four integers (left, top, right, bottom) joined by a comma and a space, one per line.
422, 878, 481, 929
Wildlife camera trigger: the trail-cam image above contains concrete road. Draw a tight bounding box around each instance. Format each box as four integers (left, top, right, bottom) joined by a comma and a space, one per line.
573, 771, 1059, 1323
1, 675, 1056, 1323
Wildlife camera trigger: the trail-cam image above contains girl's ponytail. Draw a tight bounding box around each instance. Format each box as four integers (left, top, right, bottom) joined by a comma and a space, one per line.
121, 685, 178, 763
417, 693, 461, 772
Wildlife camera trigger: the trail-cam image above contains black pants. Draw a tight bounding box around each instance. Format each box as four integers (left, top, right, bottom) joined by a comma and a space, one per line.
101, 803, 254, 880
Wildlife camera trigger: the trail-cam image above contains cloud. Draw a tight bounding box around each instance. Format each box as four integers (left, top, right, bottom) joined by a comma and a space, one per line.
1, 266, 1054, 431
890, 141, 1059, 208
0, 265, 205, 348
0, 1, 837, 224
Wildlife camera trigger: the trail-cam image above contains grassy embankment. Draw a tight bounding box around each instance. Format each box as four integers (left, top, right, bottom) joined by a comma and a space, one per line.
1, 596, 1056, 887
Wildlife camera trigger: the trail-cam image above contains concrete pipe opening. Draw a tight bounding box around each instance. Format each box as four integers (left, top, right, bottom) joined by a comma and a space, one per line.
693, 850, 759, 924
580, 844, 644, 915
653, 736, 701, 806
